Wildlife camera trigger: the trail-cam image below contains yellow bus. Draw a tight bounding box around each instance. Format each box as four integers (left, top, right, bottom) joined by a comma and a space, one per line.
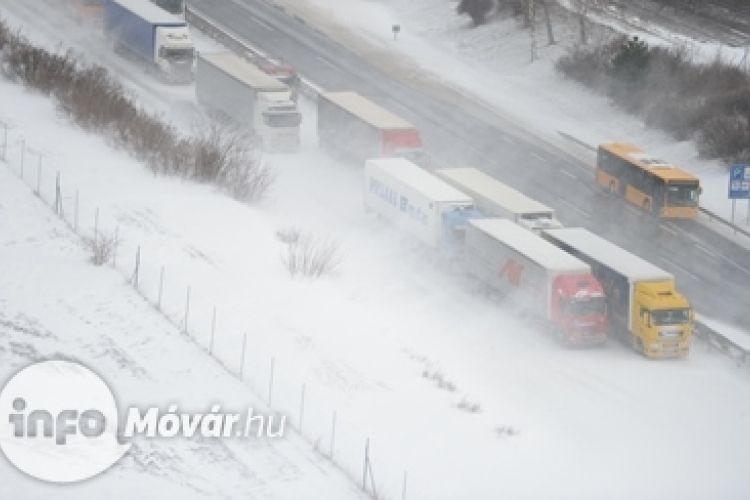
596, 143, 701, 219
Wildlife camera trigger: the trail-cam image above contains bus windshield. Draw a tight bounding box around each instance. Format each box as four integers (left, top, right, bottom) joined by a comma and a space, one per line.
666, 183, 699, 207
651, 308, 691, 326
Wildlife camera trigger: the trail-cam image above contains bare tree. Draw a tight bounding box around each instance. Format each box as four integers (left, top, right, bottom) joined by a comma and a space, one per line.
571, 0, 600, 45
539, 0, 556, 45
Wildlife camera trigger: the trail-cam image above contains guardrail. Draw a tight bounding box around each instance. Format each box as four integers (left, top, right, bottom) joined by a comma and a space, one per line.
185, 4, 323, 99
693, 320, 750, 368
557, 131, 750, 240
699, 205, 750, 239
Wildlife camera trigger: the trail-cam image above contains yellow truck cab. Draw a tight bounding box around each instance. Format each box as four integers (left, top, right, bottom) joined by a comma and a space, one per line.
631, 280, 691, 357
542, 228, 692, 358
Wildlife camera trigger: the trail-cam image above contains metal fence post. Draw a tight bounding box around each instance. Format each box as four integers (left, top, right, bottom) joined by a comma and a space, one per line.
240, 333, 248, 379
19, 138, 25, 179
402, 470, 408, 500
184, 287, 191, 334
74, 190, 79, 232
330, 410, 337, 459
113, 226, 119, 268
299, 383, 306, 433
210, 306, 216, 355
55, 172, 61, 216
268, 357, 275, 406
132, 246, 140, 289
157, 266, 164, 310
35, 153, 41, 196
94, 207, 99, 242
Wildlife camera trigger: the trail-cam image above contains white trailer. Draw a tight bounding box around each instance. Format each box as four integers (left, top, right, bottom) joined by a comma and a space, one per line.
542, 228, 692, 357
435, 167, 563, 232
364, 158, 479, 252
465, 219, 607, 344
196, 52, 301, 152
319, 92, 425, 166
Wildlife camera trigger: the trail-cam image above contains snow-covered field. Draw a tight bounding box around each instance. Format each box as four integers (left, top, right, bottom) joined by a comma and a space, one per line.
2, 1, 750, 499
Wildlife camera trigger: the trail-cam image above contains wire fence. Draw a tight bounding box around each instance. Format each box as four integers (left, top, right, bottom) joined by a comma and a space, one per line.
0, 124, 410, 500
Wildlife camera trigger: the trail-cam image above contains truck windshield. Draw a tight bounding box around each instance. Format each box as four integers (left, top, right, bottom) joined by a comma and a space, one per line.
651, 308, 691, 326
163, 48, 194, 61
520, 212, 554, 221
278, 74, 299, 87
264, 113, 302, 128
665, 183, 699, 206
565, 297, 606, 316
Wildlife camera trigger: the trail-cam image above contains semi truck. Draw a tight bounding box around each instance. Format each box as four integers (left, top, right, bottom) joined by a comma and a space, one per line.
364, 158, 481, 253
435, 167, 564, 233
465, 219, 608, 346
542, 228, 692, 357
103, 0, 195, 83
319, 92, 426, 166
196, 52, 301, 153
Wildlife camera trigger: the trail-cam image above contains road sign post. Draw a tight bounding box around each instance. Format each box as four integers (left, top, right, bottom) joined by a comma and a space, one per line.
728, 164, 750, 231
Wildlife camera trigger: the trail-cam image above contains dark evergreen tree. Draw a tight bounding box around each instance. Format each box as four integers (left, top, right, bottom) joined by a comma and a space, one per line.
457, 0, 494, 27
609, 36, 651, 87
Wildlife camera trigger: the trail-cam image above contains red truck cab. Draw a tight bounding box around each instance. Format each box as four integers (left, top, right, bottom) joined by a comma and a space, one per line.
550, 274, 608, 346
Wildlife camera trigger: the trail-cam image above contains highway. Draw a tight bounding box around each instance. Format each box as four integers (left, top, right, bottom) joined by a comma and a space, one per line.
186, 0, 750, 330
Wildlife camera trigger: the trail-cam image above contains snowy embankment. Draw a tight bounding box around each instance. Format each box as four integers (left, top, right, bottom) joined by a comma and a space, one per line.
2, 71, 750, 500
1, 3, 750, 499
0, 152, 365, 499
269, 0, 750, 231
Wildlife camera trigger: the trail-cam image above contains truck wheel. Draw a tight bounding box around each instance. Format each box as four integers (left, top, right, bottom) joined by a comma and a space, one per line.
632, 335, 644, 354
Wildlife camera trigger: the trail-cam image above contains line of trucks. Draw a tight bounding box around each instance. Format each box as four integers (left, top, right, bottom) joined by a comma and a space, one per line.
96, 1, 694, 357
101, 0, 302, 152
364, 158, 693, 357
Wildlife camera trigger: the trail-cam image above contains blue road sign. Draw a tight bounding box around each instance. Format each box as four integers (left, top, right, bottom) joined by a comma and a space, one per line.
729, 164, 750, 200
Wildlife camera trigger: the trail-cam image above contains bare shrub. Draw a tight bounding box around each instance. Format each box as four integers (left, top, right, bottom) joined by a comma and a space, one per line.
422, 369, 457, 392
456, 397, 482, 413
275, 227, 301, 244
0, 17, 272, 198
700, 114, 750, 162
191, 116, 274, 201
84, 232, 117, 266
280, 231, 342, 278
495, 425, 519, 437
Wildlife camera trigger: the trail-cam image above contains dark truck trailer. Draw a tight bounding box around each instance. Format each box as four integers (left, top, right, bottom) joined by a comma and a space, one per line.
104, 0, 194, 83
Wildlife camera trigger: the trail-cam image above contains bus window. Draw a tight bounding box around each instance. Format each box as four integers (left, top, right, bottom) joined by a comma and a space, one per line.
666, 184, 699, 206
